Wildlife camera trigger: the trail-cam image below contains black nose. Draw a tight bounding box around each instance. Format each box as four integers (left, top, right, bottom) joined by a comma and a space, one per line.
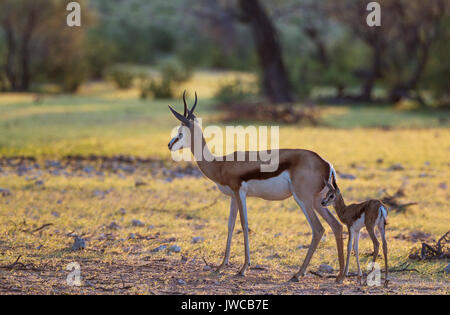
321, 201, 326, 206
168, 143, 171, 149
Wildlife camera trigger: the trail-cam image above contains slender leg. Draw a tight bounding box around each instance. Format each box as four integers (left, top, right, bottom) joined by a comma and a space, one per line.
367, 227, 379, 265
379, 223, 389, 287
353, 230, 362, 284
216, 198, 238, 272
234, 190, 250, 276
344, 228, 354, 277
314, 200, 345, 283
290, 191, 324, 281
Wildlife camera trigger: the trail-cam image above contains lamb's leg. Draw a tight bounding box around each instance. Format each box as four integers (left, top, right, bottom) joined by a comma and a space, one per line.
344, 228, 354, 277
379, 223, 389, 287
367, 226, 380, 273
353, 230, 362, 284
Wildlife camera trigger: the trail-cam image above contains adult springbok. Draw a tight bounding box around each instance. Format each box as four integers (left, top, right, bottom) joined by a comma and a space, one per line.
167, 92, 345, 282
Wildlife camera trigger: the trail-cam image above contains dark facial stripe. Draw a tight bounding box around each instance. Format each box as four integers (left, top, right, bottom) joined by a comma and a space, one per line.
168, 137, 179, 150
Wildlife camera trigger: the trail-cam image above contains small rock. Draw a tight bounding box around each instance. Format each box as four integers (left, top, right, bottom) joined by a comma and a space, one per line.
318, 264, 334, 273
135, 180, 147, 187
0, 188, 12, 197
131, 219, 145, 227
274, 233, 282, 237
339, 173, 356, 180
297, 244, 309, 249
181, 255, 188, 263
51, 211, 60, 217
203, 265, 212, 271
35, 180, 44, 187
177, 279, 186, 285
71, 236, 86, 251
168, 245, 181, 253
117, 208, 127, 215
108, 222, 121, 230
388, 163, 404, 171
151, 245, 167, 252
83, 166, 94, 174
129, 233, 136, 239
444, 263, 450, 274
376, 158, 384, 164
424, 161, 430, 166
192, 236, 205, 244
36, 244, 43, 250
266, 253, 281, 260
438, 182, 447, 190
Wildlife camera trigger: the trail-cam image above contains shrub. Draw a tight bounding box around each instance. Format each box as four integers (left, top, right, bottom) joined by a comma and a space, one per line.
140, 78, 174, 99
109, 69, 134, 89
159, 58, 192, 83
214, 79, 255, 104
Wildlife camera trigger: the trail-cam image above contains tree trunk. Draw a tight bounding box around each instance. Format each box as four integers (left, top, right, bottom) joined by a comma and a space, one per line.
360, 42, 382, 101
388, 38, 432, 103
238, 0, 293, 103
3, 19, 18, 91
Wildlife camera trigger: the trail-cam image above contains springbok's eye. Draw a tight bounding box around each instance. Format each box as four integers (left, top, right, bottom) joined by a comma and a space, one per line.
178, 133, 183, 139
330, 194, 335, 199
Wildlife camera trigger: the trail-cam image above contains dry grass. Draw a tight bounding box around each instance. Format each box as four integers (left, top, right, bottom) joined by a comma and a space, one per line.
0, 73, 449, 294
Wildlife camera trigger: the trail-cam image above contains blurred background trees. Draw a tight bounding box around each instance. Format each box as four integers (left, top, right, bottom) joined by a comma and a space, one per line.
0, 0, 448, 105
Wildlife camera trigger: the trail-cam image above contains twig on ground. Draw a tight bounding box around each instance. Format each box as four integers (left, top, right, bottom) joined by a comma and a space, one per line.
0, 255, 23, 269
409, 231, 450, 260
30, 223, 53, 233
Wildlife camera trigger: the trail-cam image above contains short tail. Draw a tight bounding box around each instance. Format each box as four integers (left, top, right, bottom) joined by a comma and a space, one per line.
380, 205, 388, 225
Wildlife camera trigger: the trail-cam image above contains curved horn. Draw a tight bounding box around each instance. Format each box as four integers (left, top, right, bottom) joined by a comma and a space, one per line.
182, 90, 188, 117
168, 105, 190, 125
187, 91, 197, 119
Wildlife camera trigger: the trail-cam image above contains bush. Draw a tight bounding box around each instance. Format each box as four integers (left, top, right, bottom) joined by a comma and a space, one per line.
140, 78, 174, 99
140, 58, 191, 99
214, 79, 255, 104
159, 58, 192, 83
109, 69, 134, 89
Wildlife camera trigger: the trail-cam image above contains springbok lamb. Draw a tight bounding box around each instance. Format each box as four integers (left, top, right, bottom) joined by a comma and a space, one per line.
167, 92, 345, 282
321, 180, 389, 286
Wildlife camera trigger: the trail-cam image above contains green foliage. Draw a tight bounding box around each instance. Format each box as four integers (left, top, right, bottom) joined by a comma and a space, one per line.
140, 77, 174, 99
85, 31, 118, 79
140, 58, 192, 99
109, 68, 135, 89
214, 79, 256, 104
159, 58, 192, 83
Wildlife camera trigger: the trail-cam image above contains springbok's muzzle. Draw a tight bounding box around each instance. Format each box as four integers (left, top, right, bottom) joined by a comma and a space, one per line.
168, 137, 179, 150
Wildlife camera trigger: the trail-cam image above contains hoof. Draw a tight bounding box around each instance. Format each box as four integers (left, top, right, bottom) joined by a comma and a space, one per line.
357, 276, 363, 286
335, 275, 344, 284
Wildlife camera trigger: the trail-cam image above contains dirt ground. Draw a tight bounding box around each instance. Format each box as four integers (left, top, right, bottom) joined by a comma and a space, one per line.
1, 255, 448, 295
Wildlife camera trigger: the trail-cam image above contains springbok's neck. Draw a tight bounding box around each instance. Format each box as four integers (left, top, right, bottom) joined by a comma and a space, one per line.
190, 126, 218, 181
333, 194, 347, 222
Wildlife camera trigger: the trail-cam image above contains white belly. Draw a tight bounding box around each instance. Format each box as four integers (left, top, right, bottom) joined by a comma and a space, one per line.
244, 170, 292, 200
351, 213, 365, 232
216, 171, 292, 201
